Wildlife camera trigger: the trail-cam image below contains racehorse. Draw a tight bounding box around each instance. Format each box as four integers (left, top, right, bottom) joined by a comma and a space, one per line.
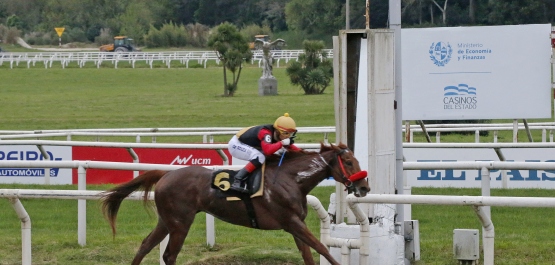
101, 143, 370, 265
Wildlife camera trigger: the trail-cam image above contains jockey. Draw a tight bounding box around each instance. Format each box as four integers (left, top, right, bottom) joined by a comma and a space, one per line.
228, 113, 301, 193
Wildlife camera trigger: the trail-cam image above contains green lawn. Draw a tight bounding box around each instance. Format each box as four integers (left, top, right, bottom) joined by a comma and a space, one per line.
1, 65, 555, 264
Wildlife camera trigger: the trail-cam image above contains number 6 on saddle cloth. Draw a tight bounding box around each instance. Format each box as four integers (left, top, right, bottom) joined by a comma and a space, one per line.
211, 166, 265, 200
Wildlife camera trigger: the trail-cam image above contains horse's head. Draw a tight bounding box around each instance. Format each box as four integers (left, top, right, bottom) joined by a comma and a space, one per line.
322, 143, 370, 197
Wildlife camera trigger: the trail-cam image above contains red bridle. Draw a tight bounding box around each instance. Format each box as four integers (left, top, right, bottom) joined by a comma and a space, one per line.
336, 154, 368, 187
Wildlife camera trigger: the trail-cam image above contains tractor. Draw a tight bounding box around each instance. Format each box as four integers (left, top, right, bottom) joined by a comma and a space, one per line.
99, 36, 138, 52
249, 35, 270, 50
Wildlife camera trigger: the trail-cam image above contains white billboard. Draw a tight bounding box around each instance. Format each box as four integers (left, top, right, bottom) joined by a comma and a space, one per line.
0, 146, 72, 184
404, 148, 555, 189
402, 24, 552, 120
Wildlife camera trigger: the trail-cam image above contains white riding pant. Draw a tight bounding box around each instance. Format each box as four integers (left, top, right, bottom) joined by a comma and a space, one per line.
228, 135, 266, 164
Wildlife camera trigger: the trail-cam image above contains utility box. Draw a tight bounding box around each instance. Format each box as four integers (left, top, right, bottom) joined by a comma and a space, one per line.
453, 229, 479, 264
404, 220, 420, 261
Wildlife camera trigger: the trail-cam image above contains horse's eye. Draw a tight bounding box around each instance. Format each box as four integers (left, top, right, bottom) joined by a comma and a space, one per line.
345, 161, 353, 166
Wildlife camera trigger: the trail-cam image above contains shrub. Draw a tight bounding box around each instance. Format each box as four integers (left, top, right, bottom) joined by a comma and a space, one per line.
286, 40, 333, 95
65, 27, 88, 43
240, 24, 272, 42
144, 22, 190, 48
95, 28, 113, 45
186, 23, 210, 48
0, 24, 21, 45
23, 31, 57, 46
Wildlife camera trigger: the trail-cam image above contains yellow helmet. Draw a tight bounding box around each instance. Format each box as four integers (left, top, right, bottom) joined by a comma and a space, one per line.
273, 113, 297, 135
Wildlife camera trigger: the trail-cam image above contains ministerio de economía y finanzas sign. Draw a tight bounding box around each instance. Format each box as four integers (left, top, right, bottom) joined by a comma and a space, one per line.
401, 24, 552, 121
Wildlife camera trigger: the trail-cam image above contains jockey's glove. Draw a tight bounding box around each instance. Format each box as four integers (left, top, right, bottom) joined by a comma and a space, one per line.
281, 138, 290, 146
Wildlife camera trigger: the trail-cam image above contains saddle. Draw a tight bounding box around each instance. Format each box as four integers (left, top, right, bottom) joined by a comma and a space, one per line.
211, 164, 265, 201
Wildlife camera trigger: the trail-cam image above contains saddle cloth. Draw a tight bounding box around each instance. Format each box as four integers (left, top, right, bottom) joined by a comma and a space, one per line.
211, 164, 265, 201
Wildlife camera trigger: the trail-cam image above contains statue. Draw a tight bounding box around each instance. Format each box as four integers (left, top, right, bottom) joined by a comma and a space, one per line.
255, 38, 286, 79
256, 38, 285, 96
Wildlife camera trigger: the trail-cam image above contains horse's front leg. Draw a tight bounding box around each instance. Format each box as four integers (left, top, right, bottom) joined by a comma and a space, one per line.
284, 218, 340, 265
293, 236, 317, 265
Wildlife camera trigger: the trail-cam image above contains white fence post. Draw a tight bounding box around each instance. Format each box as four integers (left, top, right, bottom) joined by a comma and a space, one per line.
78, 165, 86, 246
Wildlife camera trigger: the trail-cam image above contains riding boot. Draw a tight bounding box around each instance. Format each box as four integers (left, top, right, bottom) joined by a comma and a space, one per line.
229, 168, 250, 193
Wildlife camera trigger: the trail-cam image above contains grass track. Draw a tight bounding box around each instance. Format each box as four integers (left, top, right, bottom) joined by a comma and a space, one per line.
1, 65, 555, 264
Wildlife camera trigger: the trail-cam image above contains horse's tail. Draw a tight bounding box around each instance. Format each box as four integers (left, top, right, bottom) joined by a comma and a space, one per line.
100, 170, 168, 236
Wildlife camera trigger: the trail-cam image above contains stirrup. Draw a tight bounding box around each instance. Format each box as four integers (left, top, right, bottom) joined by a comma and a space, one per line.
229, 181, 248, 193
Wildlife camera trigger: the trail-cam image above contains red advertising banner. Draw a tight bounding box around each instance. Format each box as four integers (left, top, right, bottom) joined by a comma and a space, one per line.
72, 147, 232, 184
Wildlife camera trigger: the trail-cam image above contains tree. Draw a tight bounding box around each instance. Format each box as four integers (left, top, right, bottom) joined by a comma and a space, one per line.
285, 0, 344, 36
487, 0, 550, 25
207, 22, 252, 96
286, 40, 332, 95
431, 0, 449, 25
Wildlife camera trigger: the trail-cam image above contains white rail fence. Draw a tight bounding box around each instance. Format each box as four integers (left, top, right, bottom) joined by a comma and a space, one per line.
0, 126, 335, 144
3, 160, 555, 265
0, 49, 333, 69
0, 160, 236, 265
2, 122, 555, 144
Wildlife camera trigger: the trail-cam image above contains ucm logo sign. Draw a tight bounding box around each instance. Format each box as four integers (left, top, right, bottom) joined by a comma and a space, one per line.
171, 154, 212, 165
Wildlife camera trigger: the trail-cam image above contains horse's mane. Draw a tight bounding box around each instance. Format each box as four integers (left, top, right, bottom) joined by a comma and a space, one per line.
265, 142, 347, 165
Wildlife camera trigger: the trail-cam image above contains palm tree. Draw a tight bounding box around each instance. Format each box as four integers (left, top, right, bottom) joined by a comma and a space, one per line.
207, 22, 252, 96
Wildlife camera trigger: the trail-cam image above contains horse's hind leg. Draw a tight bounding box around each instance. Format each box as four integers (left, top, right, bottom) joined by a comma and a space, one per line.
131, 218, 168, 265
161, 211, 196, 265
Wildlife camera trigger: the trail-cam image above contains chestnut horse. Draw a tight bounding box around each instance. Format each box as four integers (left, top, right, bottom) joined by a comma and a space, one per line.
101, 143, 369, 265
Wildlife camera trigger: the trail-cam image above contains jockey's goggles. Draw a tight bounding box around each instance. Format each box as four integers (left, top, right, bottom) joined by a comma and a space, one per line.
278, 128, 297, 137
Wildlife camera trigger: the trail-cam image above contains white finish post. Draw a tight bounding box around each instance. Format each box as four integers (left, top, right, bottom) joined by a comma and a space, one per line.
389, 0, 405, 238
361, 29, 398, 265
78, 165, 86, 246
333, 35, 348, 223
9, 198, 31, 265
364, 29, 396, 211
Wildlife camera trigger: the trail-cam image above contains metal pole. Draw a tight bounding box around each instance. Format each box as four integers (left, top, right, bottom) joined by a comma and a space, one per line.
78, 165, 86, 246
9, 198, 31, 265
37, 145, 50, 185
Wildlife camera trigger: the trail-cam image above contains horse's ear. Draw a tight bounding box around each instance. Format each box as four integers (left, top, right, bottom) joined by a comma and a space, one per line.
319, 142, 333, 153
336, 142, 348, 150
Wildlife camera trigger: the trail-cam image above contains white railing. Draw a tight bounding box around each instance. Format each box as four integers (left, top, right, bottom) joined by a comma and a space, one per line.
0, 126, 335, 144
4, 159, 555, 264
310, 160, 555, 265
0, 160, 237, 265
2, 121, 555, 143
2, 188, 155, 265
0, 49, 334, 69
344, 193, 555, 265
406, 121, 555, 143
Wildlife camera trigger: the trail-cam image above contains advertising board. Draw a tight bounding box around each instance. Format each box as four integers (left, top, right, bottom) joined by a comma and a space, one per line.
0, 146, 72, 184
402, 24, 552, 120
0, 146, 232, 184
404, 148, 555, 188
